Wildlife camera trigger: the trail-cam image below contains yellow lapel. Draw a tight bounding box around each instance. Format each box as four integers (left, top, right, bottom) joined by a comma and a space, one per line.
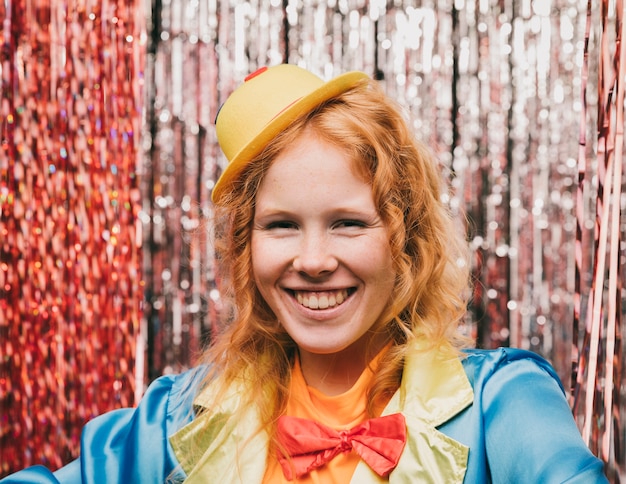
169, 379, 268, 484
351, 340, 473, 483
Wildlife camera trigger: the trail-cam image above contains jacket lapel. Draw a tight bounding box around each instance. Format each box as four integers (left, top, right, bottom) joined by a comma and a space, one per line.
351, 341, 474, 483
169, 379, 268, 484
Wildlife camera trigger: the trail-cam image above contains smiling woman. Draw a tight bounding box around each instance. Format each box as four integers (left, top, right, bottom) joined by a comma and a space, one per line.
2, 64, 609, 483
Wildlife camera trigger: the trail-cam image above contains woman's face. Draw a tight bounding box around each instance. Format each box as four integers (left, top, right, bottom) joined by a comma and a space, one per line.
251, 129, 395, 361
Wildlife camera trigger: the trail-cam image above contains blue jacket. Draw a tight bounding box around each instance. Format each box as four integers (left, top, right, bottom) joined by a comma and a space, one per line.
2, 345, 608, 483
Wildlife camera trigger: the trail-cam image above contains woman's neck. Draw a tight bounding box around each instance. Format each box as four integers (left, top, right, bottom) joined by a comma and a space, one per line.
297, 333, 388, 396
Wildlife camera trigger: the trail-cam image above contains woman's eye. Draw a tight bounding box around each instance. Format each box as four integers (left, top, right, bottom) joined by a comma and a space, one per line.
334, 219, 367, 229
266, 221, 297, 230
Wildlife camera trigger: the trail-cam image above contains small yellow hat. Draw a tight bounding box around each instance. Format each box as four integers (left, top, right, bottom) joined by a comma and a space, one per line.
212, 64, 369, 204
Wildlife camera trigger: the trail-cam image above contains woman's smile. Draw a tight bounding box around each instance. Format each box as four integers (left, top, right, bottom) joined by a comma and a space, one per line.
283, 286, 355, 320
293, 288, 350, 310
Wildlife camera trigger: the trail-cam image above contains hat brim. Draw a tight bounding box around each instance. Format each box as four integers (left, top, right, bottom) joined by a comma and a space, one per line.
211, 70, 369, 204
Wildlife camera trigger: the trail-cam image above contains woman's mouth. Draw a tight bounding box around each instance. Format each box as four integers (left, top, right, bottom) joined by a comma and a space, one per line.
293, 289, 351, 309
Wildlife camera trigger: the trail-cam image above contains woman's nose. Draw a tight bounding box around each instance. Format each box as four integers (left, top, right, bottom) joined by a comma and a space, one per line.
292, 233, 338, 277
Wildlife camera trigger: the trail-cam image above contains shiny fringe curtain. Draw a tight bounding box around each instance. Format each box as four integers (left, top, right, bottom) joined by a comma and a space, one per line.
0, 0, 144, 473
0, 0, 624, 480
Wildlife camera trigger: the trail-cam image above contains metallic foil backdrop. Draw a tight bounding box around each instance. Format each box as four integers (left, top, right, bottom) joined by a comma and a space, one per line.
1, 0, 624, 480
1, 0, 144, 473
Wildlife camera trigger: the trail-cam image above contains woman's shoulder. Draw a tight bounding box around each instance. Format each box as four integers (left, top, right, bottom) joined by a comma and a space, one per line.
153, 365, 207, 419
460, 346, 564, 393
90, 365, 205, 428
462, 346, 554, 364
455, 346, 575, 419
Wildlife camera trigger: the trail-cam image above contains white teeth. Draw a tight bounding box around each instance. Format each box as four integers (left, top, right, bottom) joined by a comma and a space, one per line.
294, 290, 348, 310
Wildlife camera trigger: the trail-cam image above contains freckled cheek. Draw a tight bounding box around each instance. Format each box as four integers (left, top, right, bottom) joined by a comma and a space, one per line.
251, 237, 288, 285
342, 237, 393, 272
251, 238, 268, 278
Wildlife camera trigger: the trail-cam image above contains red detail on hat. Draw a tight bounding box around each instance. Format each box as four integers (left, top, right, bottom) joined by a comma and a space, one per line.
245, 66, 268, 82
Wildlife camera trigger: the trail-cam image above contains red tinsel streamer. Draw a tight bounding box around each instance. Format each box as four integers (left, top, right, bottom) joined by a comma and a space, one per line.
0, 0, 144, 474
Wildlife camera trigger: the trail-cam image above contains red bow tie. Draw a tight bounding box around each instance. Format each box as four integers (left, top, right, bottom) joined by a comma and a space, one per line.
275, 413, 407, 480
